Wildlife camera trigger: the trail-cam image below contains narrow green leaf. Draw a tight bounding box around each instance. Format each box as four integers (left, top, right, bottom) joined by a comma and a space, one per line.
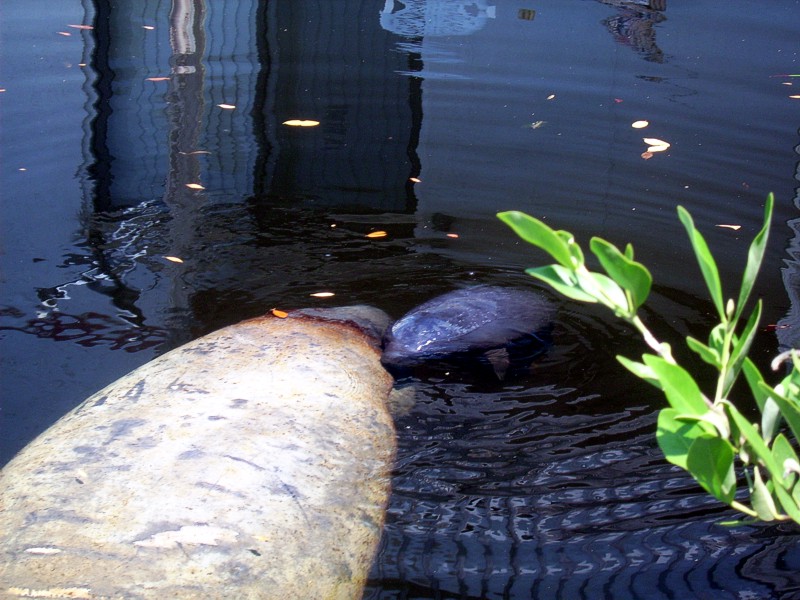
643, 354, 709, 415
686, 435, 736, 504
624, 243, 635, 260
756, 381, 800, 447
686, 336, 721, 368
723, 402, 784, 482
677, 206, 724, 319
525, 266, 597, 303
589, 237, 653, 312
772, 433, 799, 488
750, 466, 780, 521
742, 357, 772, 414
723, 300, 762, 396
735, 193, 773, 321
657, 408, 713, 469
498, 211, 575, 268
617, 355, 662, 389
773, 483, 800, 525
576, 271, 628, 311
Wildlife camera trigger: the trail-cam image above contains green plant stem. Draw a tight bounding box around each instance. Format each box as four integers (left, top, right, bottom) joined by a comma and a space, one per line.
714, 322, 735, 404
730, 499, 761, 519
629, 315, 674, 363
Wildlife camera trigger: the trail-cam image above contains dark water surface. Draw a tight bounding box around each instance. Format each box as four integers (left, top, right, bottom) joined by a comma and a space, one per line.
2, 0, 800, 597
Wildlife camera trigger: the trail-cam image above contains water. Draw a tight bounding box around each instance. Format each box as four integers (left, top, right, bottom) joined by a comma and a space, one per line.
2, 0, 800, 597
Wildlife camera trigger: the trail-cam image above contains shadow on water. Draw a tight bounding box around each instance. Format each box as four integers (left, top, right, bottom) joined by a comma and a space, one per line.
2, 0, 800, 597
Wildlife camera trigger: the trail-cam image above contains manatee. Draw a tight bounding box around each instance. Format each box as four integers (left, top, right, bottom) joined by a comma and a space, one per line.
381, 286, 554, 377
0, 306, 395, 600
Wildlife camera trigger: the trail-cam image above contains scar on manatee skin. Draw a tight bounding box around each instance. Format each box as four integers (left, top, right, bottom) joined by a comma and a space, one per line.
123, 379, 146, 403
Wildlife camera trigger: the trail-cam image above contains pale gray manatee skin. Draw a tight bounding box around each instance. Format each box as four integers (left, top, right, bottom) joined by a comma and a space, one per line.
0, 306, 395, 600
381, 286, 554, 375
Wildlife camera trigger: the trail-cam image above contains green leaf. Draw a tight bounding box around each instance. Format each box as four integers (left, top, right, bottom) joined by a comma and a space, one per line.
723, 300, 762, 396
686, 435, 736, 504
677, 206, 725, 320
773, 483, 800, 525
525, 265, 597, 303
643, 354, 709, 415
657, 408, 713, 469
772, 433, 799, 488
575, 270, 628, 311
498, 211, 576, 268
589, 237, 653, 312
756, 381, 800, 448
750, 466, 780, 521
617, 355, 662, 389
723, 402, 785, 482
686, 336, 720, 368
735, 193, 773, 322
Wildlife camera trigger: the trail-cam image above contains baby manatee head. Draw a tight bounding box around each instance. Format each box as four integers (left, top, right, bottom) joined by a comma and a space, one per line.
381, 286, 554, 371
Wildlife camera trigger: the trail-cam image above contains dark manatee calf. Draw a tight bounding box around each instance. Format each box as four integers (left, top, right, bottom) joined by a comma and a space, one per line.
0, 306, 395, 600
382, 286, 554, 377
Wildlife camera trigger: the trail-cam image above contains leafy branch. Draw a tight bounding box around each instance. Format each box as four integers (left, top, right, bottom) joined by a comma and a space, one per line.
499, 193, 800, 524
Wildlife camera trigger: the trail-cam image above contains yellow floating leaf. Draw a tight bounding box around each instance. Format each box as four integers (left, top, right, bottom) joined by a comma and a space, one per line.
146, 76, 170, 82
446, 233, 459, 238
310, 292, 335, 298
716, 224, 742, 231
546, 94, 556, 100
271, 308, 288, 318
218, 103, 236, 110
641, 151, 654, 160
68, 24, 94, 30
631, 120, 649, 129
790, 95, 800, 99
409, 177, 421, 183
57, 31, 72, 36
283, 119, 321, 127
366, 231, 387, 238
185, 183, 205, 190
179, 150, 211, 155
143, 25, 156, 30
164, 256, 184, 263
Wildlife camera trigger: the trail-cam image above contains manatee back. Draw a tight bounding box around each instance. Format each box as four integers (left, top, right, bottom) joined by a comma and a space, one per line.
382, 286, 554, 368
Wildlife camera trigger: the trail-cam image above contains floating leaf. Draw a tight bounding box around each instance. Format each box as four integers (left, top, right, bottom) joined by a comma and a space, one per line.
310, 292, 335, 298
716, 224, 741, 230
643, 137, 670, 152
179, 150, 211, 155
164, 256, 183, 263
546, 94, 555, 100
271, 308, 288, 318
446, 233, 459, 238
283, 119, 320, 127
631, 120, 649, 128
146, 77, 170, 82
641, 151, 654, 160
217, 104, 236, 110
143, 25, 155, 30
409, 177, 421, 183
57, 31, 72, 36
67, 24, 94, 30
185, 183, 205, 190
366, 231, 387, 238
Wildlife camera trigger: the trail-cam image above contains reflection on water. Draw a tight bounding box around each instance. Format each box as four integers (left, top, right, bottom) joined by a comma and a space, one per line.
2, 0, 800, 597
